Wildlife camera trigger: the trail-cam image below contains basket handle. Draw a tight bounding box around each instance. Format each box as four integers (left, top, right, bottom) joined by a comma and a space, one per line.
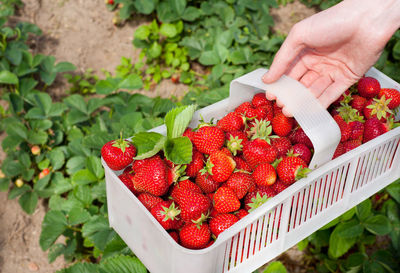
229, 68, 341, 169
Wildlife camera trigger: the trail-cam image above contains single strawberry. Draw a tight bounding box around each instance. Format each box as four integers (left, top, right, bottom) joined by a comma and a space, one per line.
39, 168, 50, 179
255, 104, 274, 122
273, 102, 283, 116
168, 230, 179, 243
201, 150, 236, 183
351, 95, 367, 113
379, 88, 400, 109
248, 119, 278, 143
220, 147, 233, 157
195, 172, 220, 193
235, 102, 257, 119
235, 209, 249, 220
226, 172, 253, 199
357, 76, 380, 99
243, 139, 278, 170
272, 137, 292, 158
272, 180, 288, 194
132, 155, 169, 196
276, 156, 310, 185
252, 93, 272, 108
233, 156, 252, 173
183, 127, 196, 143
214, 187, 241, 214
291, 143, 312, 165
179, 222, 211, 249
185, 149, 204, 178
272, 113, 294, 137
332, 142, 345, 159
217, 112, 245, 132
363, 117, 387, 142
252, 163, 276, 187
332, 89, 352, 107
363, 97, 393, 121
209, 207, 220, 218
166, 164, 186, 186
137, 193, 163, 211
172, 187, 211, 222
343, 139, 362, 153
132, 158, 148, 173
193, 126, 225, 155
289, 127, 313, 148
209, 213, 239, 237
118, 173, 140, 195
333, 115, 351, 142
170, 179, 202, 200
349, 120, 364, 141
244, 187, 275, 212
226, 130, 248, 155
101, 137, 136, 171
150, 200, 182, 230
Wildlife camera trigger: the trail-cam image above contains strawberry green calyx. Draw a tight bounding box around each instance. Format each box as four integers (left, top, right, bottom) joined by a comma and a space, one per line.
112, 135, 131, 153
366, 96, 393, 120
248, 193, 270, 212
192, 213, 209, 229
227, 135, 244, 156
161, 202, 181, 222
200, 161, 214, 176
295, 166, 311, 181
285, 149, 299, 158
337, 103, 364, 122
249, 119, 278, 143
271, 157, 283, 169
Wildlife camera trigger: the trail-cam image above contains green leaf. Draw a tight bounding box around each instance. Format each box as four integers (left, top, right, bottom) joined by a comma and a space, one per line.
82, 216, 115, 251
363, 215, 391, 235
393, 40, 400, 60
64, 94, 88, 114
199, 50, 220, 66
132, 132, 166, 160
160, 23, 177, 38
386, 180, 400, 203
148, 42, 162, 59
103, 235, 130, 259
164, 104, 196, 139
40, 210, 68, 251
134, 25, 150, 40
6, 121, 28, 139
18, 191, 38, 214
55, 62, 76, 73
48, 148, 65, 171
363, 260, 386, 273
72, 169, 98, 186
8, 184, 30, 199
182, 7, 202, 21
99, 255, 147, 273
48, 243, 66, 264
2, 160, 23, 177
356, 199, 372, 221
74, 185, 93, 207
95, 78, 119, 94
118, 74, 143, 90
164, 136, 193, 164
51, 172, 73, 194
68, 207, 91, 225
168, 0, 186, 16
0, 178, 10, 192
328, 220, 359, 258
262, 261, 287, 273
58, 262, 98, 273
345, 253, 366, 273
28, 92, 53, 116
297, 238, 309, 251
133, 0, 156, 14
337, 221, 364, 239
0, 70, 18, 84
87, 156, 104, 179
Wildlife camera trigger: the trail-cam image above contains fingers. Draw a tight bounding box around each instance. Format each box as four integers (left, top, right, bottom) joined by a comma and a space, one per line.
299, 70, 319, 87
317, 82, 349, 109
308, 76, 333, 98
262, 24, 305, 83
286, 60, 308, 81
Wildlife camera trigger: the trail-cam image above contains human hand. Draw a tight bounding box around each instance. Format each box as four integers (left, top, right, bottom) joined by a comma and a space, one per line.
262, 0, 400, 115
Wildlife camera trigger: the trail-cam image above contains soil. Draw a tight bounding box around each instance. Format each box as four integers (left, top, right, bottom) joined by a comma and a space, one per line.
0, 1, 316, 272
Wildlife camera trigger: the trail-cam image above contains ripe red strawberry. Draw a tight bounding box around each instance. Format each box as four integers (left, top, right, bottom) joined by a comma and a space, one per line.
132, 158, 148, 173
247, 119, 278, 143
363, 97, 393, 121
351, 95, 367, 113
252, 163, 276, 187
272, 114, 294, 137
243, 139, 278, 170
349, 121, 364, 141
170, 179, 202, 199
39, 168, 50, 179
291, 143, 312, 165
379, 88, 400, 109
202, 150, 236, 183
195, 172, 220, 193
332, 142, 345, 159
272, 180, 288, 194
172, 187, 211, 222
151, 200, 182, 230
363, 117, 387, 142
193, 126, 225, 154
357, 76, 380, 99
276, 156, 309, 185
233, 156, 252, 172
209, 214, 239, 237
289, 127, 313, 148
123, 165, 134, 175
332, 89, 351, 107
273, 102, 283, 116
226, 130, 248, 155
235, 209, 249, 220
252, 93, 272, 108
226, 172, 254, 199
217, 112, 244, 132
166, 164, 186, 186
168, 231, 179, 243
272, 137, 292, 158
185, 149, 204, 178
101, 138, 136, 171
244, 187, 275, 212
333, 115, 351, 142
343, 139, 362, 153
137, 193, 163, 211
179, 222, 211, 249
183, 127, 196, 143
118, 173, 140, 195
209, 207, 220, 218
132, 155, 169, 196
235, 102, 257, 119
214, 187, 241, 214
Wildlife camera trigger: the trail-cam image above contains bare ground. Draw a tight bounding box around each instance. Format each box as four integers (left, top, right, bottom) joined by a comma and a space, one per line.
0, 1, 316, 272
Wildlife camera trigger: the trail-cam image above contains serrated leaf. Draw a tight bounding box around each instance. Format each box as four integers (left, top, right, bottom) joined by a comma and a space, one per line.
99, 255, 147, 273
118, 74, 142, 90
132, 132, 166, 160
64, 94, 88, 115
68, 207, 91, 225
48, 243, 66, 263
18, 191, 38, 214
40, 210, 68, 251
0, 70, 18, 84
164, 104, 196, 139
87, 156, 104, 179
55, 62, 76, 73
27, 130, 48, 145
160, 23, 177, 38
82, 216, 115, 251
164, 136, 192, 164
48, 148, 65, 171
386, 180, 400, 203
6, 121, 28, 139
356, 199, 372, 221
133, 0, 155, 15
182, 7, 202, 21
57, 262, 99, 273
74, 185, 93, 207
363, 215, 391, 235
8, 184, 30, 199
328, 220, 359, 258
95, 78, 119, 95
262, 261, 287, 273
72, 169, 98, 186
102, 235, 130, 259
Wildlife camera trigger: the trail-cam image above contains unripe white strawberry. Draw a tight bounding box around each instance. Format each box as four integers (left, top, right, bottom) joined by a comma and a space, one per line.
15, 178, 24, 188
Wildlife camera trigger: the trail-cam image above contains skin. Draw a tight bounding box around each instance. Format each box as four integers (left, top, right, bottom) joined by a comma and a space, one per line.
262, 0, 400, 116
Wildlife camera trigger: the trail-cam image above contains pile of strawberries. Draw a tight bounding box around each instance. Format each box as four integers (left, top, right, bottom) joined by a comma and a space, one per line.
330, 76, 400, 158
101, 75, 399, 250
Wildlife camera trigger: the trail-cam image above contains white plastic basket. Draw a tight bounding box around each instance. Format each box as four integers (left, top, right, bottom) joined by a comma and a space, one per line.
102, 67, 400, 273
